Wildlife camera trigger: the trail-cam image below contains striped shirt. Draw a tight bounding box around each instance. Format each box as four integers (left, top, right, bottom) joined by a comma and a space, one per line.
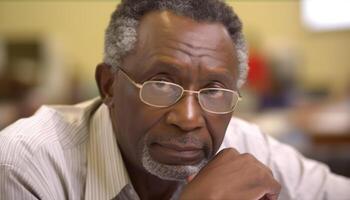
0, 98, 349, 200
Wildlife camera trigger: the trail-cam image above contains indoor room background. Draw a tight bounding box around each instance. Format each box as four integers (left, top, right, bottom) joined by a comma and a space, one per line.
0, 0, 349, 176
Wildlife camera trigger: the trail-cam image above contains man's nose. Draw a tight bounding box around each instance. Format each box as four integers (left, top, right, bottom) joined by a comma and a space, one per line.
165, 94, 205, 132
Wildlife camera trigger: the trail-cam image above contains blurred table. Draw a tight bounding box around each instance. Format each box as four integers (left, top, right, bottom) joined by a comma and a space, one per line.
292, 100, 350, 145
292, 100, 350, 177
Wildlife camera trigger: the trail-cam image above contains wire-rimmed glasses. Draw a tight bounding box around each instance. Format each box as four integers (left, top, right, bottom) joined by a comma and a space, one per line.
117, 68, 241, 114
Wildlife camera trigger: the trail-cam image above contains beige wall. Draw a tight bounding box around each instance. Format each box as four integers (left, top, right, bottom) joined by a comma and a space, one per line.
233, 1, 350, 95
0, 1, 349, 94
0, 2, 116, 90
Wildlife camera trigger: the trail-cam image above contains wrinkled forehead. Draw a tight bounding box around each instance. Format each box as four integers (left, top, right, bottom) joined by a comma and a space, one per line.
127, 11, 238, 81
137, 11, 236, 53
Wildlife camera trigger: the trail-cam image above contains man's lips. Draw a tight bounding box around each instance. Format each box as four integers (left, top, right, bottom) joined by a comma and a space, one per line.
157, 142, 202, 151
149, 142, 205, 165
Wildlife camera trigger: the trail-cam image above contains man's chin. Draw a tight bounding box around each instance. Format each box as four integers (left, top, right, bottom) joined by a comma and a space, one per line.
141, 145, 208, 181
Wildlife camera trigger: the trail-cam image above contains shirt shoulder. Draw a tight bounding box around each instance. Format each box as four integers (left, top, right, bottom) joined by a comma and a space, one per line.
220, 117, 271, 164
0, 98, 102, 168
222, 117, 267, 150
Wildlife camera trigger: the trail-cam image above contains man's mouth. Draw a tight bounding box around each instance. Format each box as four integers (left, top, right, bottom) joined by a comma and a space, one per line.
148, 142, 205, 165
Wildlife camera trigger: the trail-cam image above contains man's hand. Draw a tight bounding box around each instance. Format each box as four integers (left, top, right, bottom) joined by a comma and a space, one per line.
180, 148, 281, 200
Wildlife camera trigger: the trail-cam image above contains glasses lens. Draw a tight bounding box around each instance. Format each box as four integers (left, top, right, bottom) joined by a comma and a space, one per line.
140, 81, 183, 107
199, 89, 238, 113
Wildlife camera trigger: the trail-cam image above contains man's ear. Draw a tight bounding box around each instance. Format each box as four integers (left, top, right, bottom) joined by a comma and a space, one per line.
95, 63, 117, 106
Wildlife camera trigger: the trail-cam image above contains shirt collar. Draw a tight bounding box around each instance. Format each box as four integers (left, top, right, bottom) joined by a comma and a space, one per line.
85, 102, 131, 200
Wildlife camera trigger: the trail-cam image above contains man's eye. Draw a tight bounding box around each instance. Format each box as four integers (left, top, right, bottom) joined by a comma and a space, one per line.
206, 82, 226, 89
154, 81, 167, 87
205, 89, 224, 98
152, 81, 172, 91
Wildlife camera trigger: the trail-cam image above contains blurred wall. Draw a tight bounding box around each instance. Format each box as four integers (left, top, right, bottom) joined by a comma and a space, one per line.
0, 1, 349, 95
234, 1, 350, 96
0, 1, 116, 92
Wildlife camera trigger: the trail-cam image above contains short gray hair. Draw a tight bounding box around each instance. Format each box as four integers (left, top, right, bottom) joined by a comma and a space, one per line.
104, 0, 249, 88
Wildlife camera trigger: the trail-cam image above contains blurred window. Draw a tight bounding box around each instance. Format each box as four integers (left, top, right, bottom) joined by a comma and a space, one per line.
302, 0, 350, 31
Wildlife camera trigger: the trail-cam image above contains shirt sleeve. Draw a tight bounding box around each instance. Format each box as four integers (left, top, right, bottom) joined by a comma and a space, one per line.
224, 118, 350, 200
263, 131, 350, 200
0, 164, 39, 200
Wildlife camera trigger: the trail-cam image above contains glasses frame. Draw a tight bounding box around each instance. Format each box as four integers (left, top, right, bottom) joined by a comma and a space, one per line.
117, 67, 242, 114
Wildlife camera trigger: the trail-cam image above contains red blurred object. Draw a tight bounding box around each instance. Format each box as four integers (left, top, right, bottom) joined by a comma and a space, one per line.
247, 48, 272, 95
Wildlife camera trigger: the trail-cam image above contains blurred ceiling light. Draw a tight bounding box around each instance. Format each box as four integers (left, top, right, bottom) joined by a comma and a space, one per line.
301, 0, 350, 31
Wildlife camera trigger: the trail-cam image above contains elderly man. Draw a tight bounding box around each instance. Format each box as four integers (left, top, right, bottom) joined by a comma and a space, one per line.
1, 0, 349, 199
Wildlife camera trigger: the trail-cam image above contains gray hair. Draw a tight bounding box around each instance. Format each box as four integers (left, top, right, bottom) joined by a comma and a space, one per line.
104, 0, 249, 88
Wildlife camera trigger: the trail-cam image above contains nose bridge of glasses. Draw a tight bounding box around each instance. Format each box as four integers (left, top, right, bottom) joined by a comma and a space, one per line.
178, 89, 201, 105
174, 90, 204, 123
176, 89, 207, 120
183, 89, 200, 95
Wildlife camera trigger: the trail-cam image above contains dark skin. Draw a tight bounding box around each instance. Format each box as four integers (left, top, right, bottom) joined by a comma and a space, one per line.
96, 11, 280, 200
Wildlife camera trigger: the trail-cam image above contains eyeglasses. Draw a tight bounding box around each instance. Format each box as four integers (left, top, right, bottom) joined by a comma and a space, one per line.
117, 68, 241, 114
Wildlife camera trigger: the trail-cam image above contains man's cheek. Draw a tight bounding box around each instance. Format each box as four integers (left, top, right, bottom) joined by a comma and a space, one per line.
136, 107, 168, 131
132, 109, 166, 144
209, 116, 231, 152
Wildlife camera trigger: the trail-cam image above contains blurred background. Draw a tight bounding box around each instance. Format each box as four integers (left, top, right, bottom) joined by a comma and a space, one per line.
0, 0, 349, 176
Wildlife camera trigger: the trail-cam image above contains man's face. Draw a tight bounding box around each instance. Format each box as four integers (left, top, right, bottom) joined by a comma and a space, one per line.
108, 11, 238, 180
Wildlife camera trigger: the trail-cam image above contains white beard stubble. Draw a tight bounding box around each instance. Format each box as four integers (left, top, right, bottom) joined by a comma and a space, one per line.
141, 144, 208, 181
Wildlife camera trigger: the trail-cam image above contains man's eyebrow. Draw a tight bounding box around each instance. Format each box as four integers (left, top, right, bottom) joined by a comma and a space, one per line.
140, 57, 187, 75
139, 56, 237, 86
204, 71, 237, 89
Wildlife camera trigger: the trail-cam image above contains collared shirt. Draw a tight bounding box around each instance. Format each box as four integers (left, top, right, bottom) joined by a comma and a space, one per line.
0, 98, 349, 200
